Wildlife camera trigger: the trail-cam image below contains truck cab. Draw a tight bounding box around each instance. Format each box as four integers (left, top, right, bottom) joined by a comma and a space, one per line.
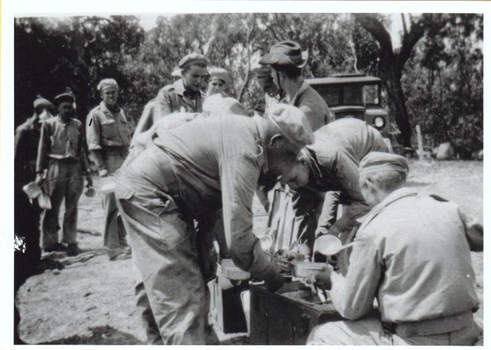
307, 73, 399, 140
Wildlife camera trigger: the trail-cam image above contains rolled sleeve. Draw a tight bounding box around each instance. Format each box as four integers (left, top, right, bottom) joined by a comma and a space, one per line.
86, 111, 103, 151
459, 209, 483, 252
220, 154, 274, 279
330, 234, 381, 320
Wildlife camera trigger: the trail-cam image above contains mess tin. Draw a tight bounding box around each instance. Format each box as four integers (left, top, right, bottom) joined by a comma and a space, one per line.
292, 261, 327, 278
220, 259, 251, 281
100, 177, 116, 195
23, 182, 42, 199
315, 235, 356, 256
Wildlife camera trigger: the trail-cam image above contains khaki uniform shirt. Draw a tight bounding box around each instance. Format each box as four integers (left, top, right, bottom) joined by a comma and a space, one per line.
86, 102, 132, 151
154, 79, 204, 120
153, 115, 273, 277
285, 81, 333, 131
36, 116, 88, 173
330, 187, 480, 328
305, 119, 389, 230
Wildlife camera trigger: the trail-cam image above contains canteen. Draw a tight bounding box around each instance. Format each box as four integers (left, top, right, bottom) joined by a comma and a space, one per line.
85, 186, 96, 197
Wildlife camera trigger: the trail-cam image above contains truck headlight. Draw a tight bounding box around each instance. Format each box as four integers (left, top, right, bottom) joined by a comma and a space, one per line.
374, 116, 386, 129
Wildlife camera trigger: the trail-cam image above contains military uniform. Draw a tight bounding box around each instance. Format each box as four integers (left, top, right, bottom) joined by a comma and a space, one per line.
115, 105, 312, 344
305, 118, 389, 239
308, 186, 482, 345
154, 78, 204, 120
36, 116, 89, 251
282, 81, 333, 254
86, 101, 132, 259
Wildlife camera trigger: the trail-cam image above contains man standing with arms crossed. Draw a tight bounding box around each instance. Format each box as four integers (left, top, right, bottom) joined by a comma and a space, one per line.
86, 79, 133, 260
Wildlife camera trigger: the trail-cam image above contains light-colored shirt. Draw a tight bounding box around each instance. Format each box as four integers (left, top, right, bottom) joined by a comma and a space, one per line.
36, 116, 88, 172
86, 102, 132, 150
152, 115, 273, 278
305, 118, 389, 231
330, 187, 480, 326
154, 79, 204, 121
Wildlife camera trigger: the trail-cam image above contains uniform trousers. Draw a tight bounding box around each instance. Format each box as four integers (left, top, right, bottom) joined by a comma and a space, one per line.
102, 148, 129, 259
40, 159, 83, 250
115, 148, 207, 344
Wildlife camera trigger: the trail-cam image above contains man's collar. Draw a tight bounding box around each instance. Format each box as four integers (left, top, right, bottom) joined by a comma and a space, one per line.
357, 187, 418, 226
100, 101, 120, 114
288, 80, 309, 105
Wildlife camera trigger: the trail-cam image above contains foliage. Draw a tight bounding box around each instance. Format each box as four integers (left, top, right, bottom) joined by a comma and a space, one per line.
14, 13, 483, 154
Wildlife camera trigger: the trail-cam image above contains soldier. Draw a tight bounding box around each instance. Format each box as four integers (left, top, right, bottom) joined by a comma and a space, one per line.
36, 93, 92, 256
115, 104, 314, 344
253, 64, 283, 114
154, 53, 208, 119
259, 40, 334, 254
205, 67, 230, 97
308, 152, 483, 345
14, 96, 54, 343
86, 78, 132, 260
130, 53, 208, 146
279, 119, 390, 253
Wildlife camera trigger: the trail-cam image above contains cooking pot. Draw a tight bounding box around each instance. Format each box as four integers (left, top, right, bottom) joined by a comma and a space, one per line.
291, 261, 328, 278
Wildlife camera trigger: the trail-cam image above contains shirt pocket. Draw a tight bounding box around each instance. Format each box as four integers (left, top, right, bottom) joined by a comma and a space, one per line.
100, 119, 119, 141
117, 117, 132, 146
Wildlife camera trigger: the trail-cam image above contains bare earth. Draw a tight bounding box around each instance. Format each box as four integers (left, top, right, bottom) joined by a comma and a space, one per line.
16, 160, 483, 345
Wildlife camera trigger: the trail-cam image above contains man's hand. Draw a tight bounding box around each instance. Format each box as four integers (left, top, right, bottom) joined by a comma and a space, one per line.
262, 267, 284, 293
35, 173, 45, 186
313, 264, 333, 290
99, 169, 109, 177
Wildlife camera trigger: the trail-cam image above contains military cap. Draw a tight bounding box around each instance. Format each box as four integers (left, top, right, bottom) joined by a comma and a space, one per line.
208, 67, 231, 87
33, 96, 54, 110
178, 53, 208, 69
53, 93, 75, 106
359, 152, 409, 177
265, 104, 314, 149
97, 78, 119, 91
203, 95, 248, 117
259, 40, 308, 69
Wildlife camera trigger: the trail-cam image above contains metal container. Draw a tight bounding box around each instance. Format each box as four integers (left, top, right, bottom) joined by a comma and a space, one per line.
220, 259, 251, 281
100, 177, 116, 194
292, 262, 328, 279
22, 182, 42, 199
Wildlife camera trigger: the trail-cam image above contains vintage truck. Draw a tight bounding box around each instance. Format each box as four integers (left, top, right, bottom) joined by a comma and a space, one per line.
307, 73, 400, 151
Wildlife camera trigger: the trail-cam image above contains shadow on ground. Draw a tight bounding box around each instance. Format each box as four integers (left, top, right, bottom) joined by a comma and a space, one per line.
39, 326, 145, 345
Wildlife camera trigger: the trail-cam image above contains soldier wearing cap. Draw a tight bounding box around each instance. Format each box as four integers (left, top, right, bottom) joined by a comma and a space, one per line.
259, 40, 333, 130
130, 53, 208, 148
279, 118, 390, 254
86, 78, 133, 260
307, 152, 483, 345
259, 41, 334, 255
155, 53, 208, 119
205, 66, 231, 97
35, 92, 92, 256
14, 95, 55, 343
115, 103, 314, 344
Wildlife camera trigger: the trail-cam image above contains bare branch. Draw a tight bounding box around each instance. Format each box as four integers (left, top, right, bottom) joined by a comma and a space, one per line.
401, 13, 408, 36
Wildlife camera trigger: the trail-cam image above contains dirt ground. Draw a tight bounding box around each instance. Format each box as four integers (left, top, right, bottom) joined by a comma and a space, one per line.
15, 159, 483, 345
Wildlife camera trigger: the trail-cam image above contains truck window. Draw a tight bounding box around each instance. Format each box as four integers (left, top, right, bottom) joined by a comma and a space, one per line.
312, 85, 340, 106
363, 84, 379, 104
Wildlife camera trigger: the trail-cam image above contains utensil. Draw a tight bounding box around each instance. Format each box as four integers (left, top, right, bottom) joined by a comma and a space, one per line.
315, 235, 356, 256
292, 261, 327, 278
